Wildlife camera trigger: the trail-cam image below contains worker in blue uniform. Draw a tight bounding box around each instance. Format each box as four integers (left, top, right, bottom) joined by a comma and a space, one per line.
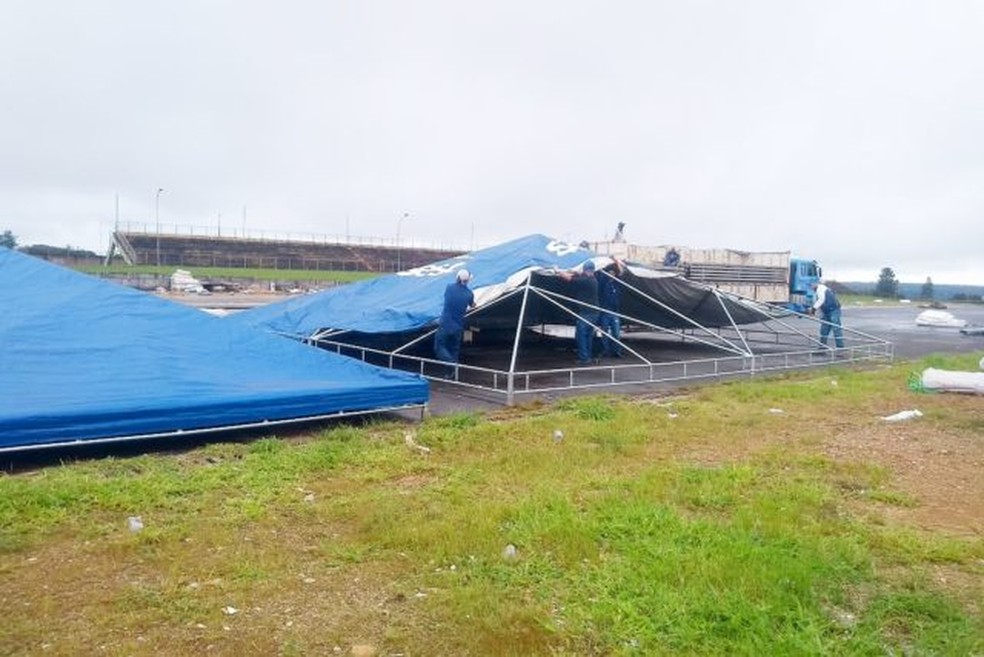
810, 282, 844, 349
558, 260, 600, 365
596, 257, 626, 357
434, 268, 475, 376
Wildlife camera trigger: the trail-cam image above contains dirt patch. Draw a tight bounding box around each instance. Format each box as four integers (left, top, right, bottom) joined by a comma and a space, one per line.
824, 413, 984, 536
666, 387, 984, 537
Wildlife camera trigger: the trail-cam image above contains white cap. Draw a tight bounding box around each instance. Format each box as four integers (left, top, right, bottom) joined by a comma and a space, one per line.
456, 269, 471, 282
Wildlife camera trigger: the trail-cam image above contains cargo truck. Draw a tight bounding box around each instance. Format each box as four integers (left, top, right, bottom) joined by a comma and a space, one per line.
591, 241, 821, 313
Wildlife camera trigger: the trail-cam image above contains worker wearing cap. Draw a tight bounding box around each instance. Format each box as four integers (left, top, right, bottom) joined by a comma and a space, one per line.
597, 257, 626, 358
558, 260, 600, 365
810, 281, 844, 349
434, 268, 475, 375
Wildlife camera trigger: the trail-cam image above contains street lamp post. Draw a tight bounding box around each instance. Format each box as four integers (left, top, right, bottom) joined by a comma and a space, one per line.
396, 212, 409, 272
155, 188, 164, 267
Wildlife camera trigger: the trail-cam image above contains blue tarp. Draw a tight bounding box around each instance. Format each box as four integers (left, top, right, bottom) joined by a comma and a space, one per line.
231, 234, 593, 337
230, 234, 768, 342
0, 248, 428, 450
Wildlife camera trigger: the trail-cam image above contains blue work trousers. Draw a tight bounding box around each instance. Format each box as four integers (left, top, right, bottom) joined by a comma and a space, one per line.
575, 313, 598, 363
819, 309, 844, 348
434, 328, 463, 364
598, 312, 621, 356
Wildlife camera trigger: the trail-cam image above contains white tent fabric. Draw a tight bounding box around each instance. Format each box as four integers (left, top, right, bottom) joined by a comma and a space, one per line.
920, 368, 984, 394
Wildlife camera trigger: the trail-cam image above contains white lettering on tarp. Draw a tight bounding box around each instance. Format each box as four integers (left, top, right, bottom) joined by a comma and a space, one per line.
398, 260, 469, 277
546, 240, 582, 257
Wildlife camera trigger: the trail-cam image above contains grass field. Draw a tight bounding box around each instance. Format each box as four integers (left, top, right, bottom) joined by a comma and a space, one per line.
1, 353, 982, 655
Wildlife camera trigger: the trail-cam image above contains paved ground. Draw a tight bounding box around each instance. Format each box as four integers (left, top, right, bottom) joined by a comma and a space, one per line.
840, 303, 984, 359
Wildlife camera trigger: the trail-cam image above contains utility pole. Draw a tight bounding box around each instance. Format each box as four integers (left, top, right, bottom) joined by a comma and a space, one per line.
396, 212, 409, 272
155, 188, 164, 267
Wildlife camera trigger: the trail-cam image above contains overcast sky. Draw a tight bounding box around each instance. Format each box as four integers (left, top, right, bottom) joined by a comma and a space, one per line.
2, 1, 982, 284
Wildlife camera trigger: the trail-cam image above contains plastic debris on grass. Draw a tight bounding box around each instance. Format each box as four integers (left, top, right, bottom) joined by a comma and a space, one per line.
404, 431, 431, 454
882, 409, 923, 422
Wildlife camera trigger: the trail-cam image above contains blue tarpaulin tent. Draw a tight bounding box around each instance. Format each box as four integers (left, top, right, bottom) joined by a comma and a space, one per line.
0, 248, 428, 451
230, 234, 598, 337
227, 234, 887, 403
230, 233, 767, 341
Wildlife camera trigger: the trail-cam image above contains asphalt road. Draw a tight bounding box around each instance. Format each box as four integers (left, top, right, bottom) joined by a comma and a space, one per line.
841, 304, 984, 360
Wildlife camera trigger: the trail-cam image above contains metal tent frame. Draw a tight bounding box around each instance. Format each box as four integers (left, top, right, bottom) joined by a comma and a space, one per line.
312, 270, 893, 405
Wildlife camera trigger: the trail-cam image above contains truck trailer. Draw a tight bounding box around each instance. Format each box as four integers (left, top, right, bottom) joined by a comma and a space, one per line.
590, 241, 821, 313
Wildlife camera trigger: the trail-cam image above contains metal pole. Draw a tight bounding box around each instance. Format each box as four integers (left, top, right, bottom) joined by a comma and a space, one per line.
155, 188, 163, 267
506, 277, 533, 405
397, 212, 408, 271
711, 288, 753, 356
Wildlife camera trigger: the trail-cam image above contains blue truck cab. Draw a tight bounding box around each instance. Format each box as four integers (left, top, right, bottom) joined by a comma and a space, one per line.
787, 258, 822, 313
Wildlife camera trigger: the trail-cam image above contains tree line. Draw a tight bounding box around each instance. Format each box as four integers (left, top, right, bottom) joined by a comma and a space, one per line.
864, 267, 981, 302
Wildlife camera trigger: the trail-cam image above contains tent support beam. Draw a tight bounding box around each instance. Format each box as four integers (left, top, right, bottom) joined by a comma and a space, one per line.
532, 287, 652, 363
594, 275, 749, 354
711, 288, 753, 356
536, 286, 746, 357
392, 285, 530, 357
506, 277, 534, 405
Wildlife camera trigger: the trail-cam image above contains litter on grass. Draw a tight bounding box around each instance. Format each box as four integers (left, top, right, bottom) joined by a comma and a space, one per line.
882, 409, 923, 422
404, 431, 431, 453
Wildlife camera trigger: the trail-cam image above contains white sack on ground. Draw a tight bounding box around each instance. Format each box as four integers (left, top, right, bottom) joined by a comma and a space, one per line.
915, 310, 967, 328
921, 368, 984, 394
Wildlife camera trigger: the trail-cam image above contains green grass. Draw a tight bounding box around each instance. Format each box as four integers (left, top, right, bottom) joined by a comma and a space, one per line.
1, 354, 983, 655
77, 263, 378, 283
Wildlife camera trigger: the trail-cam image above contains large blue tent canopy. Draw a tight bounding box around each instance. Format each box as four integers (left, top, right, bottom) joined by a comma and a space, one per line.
230, 234, 768, 341
0, 248, 427, 451
231, 234, 595, 337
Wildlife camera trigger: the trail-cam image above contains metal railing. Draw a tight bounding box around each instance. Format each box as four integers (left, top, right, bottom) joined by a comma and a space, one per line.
315, 337, 894, 405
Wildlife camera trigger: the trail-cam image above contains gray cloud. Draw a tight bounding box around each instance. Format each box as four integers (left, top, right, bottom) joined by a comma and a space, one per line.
2, 1, 982, 283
